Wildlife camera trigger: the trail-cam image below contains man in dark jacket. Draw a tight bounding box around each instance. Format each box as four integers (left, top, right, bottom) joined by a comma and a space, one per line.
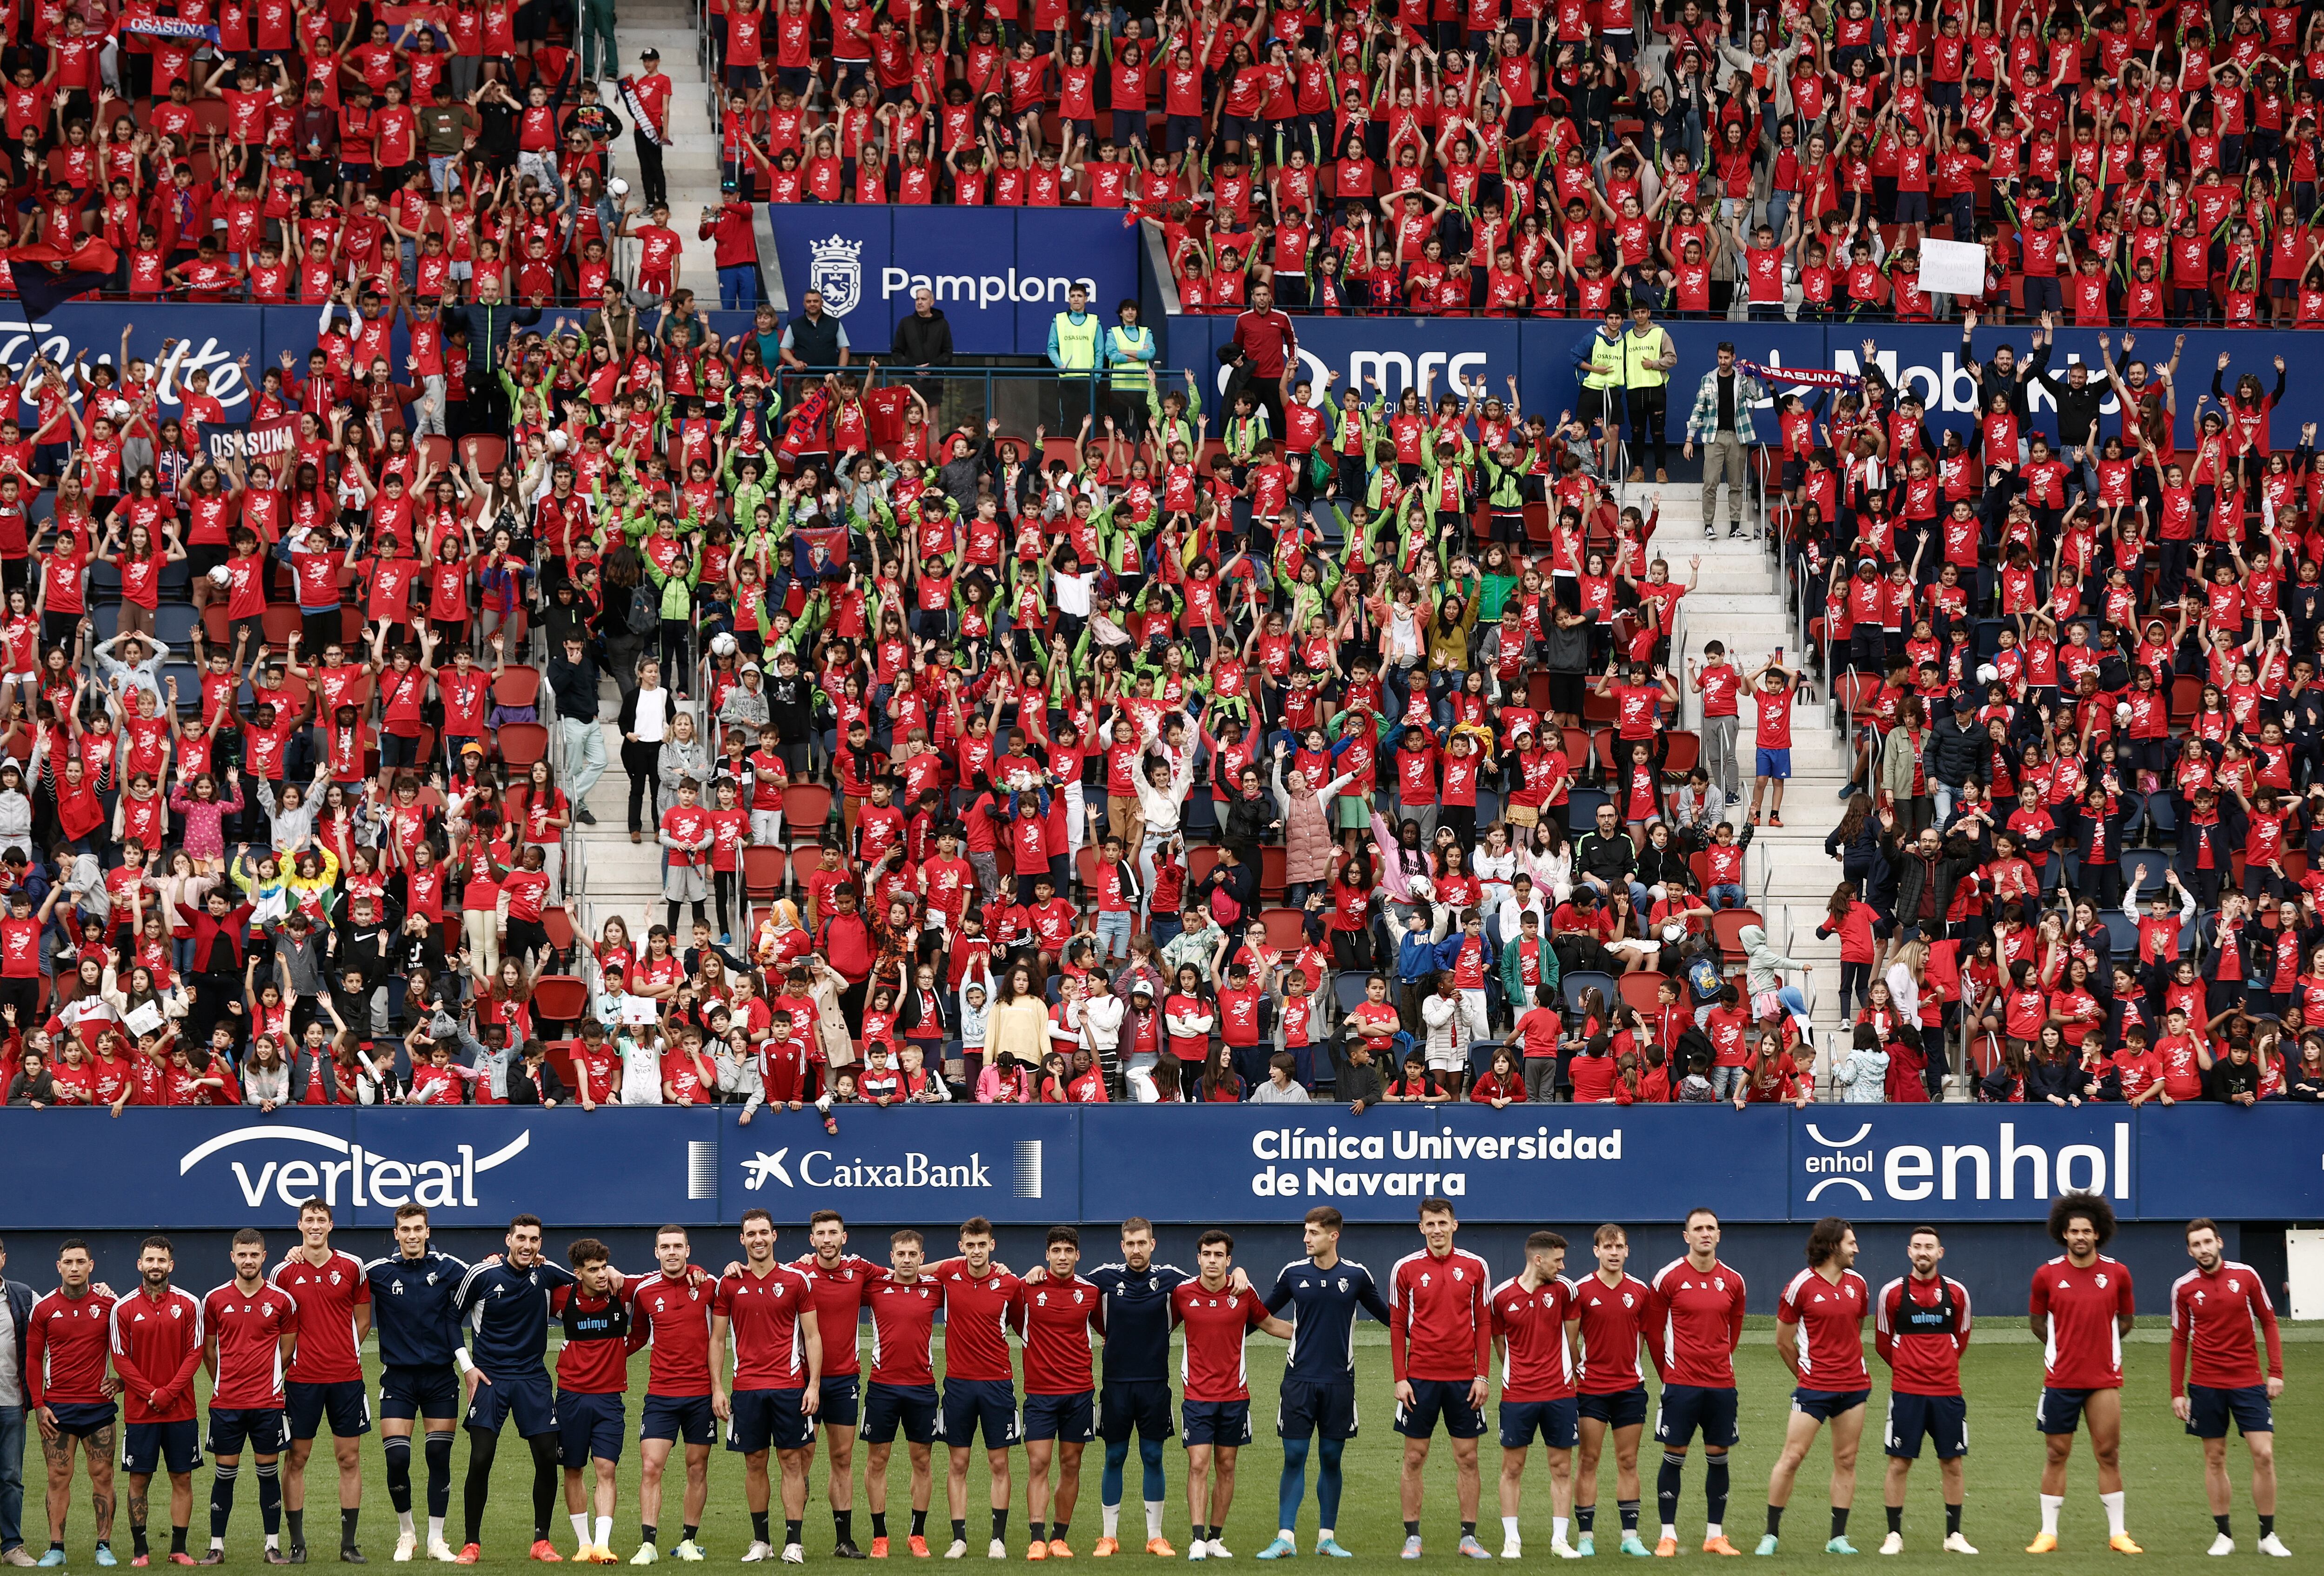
439, 282, 541, 433
1, 1235, 33, 1564
547, 633, 607, 820
1927, 706, 1985, 822
890, 288, 953, 373
1958, 307, 2050, 421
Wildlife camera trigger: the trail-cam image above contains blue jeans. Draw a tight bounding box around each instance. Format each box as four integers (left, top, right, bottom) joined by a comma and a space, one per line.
719, 263, 760, 309
0, 1402, 23, 1552
1095, 909, 1132, 962
1708, 883, 1746, 910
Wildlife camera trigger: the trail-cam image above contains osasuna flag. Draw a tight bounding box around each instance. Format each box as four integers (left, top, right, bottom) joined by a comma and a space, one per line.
7, 235, 118, 319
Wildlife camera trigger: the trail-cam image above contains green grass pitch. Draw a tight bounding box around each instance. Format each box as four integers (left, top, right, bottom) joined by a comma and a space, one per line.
19, 1323, 2314, 1568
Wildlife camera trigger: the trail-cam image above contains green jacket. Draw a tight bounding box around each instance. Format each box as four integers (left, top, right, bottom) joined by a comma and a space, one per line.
1499, 924, 1561, 1009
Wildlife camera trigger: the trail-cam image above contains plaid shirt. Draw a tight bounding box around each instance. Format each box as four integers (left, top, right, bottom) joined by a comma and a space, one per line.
1683, 368, 1768, 445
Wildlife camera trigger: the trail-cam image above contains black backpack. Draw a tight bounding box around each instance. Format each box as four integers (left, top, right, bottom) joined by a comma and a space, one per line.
627, 581, 660, 635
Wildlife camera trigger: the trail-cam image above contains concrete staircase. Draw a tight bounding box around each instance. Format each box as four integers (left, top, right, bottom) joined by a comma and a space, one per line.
609, 0, 727, 298
1653, 487, 1856, 1067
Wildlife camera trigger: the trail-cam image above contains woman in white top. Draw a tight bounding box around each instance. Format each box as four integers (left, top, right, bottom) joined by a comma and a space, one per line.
1131, 726, 1197, 895
620, 657, 673, 842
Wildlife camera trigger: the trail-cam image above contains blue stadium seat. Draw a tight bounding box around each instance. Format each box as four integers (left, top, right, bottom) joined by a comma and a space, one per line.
154, 603, 200, 650
1561, 970, 1618, 1019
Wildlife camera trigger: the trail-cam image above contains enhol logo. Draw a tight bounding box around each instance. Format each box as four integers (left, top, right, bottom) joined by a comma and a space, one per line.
741, 1141, 1043, 1197
178, 1128, 529, 1211
1801, 1121, 2131, 1204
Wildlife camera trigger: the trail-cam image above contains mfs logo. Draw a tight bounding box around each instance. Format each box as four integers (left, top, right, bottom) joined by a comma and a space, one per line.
742, 1140, 1045, 1198
1798, 1121, 2132, 1215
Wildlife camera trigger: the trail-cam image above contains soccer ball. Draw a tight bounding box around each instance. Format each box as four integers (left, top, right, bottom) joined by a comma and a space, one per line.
207, 565, 232, 586
2116, 702, 2132, 725
710, 633, 738, 657
548, 430, 569, 452
108, 400, 132, 421
1663, 922, 1686, 943
1976, 663, 1998, 686
608, 178, 628, 198
1407, 876, 1434, 901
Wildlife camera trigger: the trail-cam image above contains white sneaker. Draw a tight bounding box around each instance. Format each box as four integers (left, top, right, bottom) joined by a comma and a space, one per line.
2207, 1535, 2235, 1557
394, 1535, 418, 1564
2257, 1534, 2291, 1557
988, 1542, 1008, 1561
740, 1543, 773, 1564
1551, 1542, 1583, 1560
780, 1548, 805, 1567
674, 1544, 705, 1563
1188, 1546, 1208, 1562
633, 1547, 660, 1567
427, 1543, 460, 1564
1205, 1544, 1231, 1561
944, 1543, 968, 1561
1877, 1534, 1903, 1556
1500, 1540, 1521, 1561
1940, 1533, 1978, 1555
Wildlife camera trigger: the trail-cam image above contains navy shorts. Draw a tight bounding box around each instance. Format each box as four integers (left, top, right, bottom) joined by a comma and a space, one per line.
1098, 1379, 1174, 1445
465, 1370, 558, 1437
380, 1363, 461, 1422
640, 1392, 716, 1447
1654, 1384, 1740, 1449
287, 1379, 372, 1440
1276, 1377, 1358, 1442
2034, 1386, 2117, 1436
2185, 1384, 2273, 1439
1883, 1392, 1967, 1460
1578, 1388, 1650, 1430
559, 1390, 626, 1464
123, 1419, 203, 1475
1180, 1399, 1252, 1449
727, 1388, 815, 1454
1022, 1391, 1096, 1443
1500, 1397, 1580, 1451
1395, 1377, 1486, 1441
47, 1402, 117, 1438
818, 1374, 862, 1429
941, 1379, 1019, 1451
861, 1382, 940, 1446
206, 1407, 286, 1458
1756, 747, 1792, 780
1791, 1387, 1870, 1423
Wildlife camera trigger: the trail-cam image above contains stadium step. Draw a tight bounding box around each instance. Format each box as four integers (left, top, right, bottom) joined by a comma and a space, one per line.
616, 9, 735, 304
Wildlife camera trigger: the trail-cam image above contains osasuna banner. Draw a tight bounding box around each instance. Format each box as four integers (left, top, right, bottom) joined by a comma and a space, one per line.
1163, 316, 2324, 452
1, 1106, 2311, 1230
206, 413, 300, 465
770, 207, 1137, 357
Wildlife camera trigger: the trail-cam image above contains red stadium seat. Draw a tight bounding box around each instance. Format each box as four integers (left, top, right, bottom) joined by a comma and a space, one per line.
498, 722, 548, 768
530, 976, 589, 1022
743, 845, 788, 902
782, 785, 834, 846
1712, 909, 1763, 968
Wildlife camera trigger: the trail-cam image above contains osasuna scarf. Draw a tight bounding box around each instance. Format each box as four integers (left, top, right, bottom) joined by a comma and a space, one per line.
618, 75, 670, 146
120, 16, 220, 40
1736, 358, 1859, 388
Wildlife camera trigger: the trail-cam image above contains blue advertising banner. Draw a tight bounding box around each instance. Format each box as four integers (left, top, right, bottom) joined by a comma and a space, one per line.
0, 1107, 719, 1229
770, 207, 1137, 357
719, 1105, 1075, 1226
0, 1106, 2308, 1230
1164, 317, 2324, 454
1075, 1104, 1793, 1226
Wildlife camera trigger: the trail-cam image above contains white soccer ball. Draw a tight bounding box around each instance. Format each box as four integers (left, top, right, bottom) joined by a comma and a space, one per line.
548, 430, 570, 452
1663, 922, 1686, 943
207, 565, 232, 586
1976, 663, 1998, 686
608, 178, 629, 198
2116, 702, 2132, 725
710, 632, 738, 657
108, 399, 132, 421
1407, 876, 1434, 901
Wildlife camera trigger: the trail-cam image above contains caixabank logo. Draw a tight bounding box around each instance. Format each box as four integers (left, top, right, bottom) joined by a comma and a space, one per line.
1796, 1119, 2133, 1219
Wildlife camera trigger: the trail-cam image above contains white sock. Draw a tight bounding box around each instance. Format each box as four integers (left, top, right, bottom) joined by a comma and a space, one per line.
398, 1511, 415, 1538
571, 1515, 590, 1547
1102, 1505, 1119, 1540
1660, 1525, 1677, 1545
1316, 1531, 1334, 1545
211, 1539, 226, 1552
1554, 1518, 1569, 1545
1502, 1517, 1520, 1542
1706, 1524, 1723, 1541
265, 1535, 279, 1552
2040, 1495, 2063, 1536
1278, 1529, 1295, 1543
1144, 1502, 1163, 1542
595, 1518, 612, 1550
2100, 1492, 2126, 1537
